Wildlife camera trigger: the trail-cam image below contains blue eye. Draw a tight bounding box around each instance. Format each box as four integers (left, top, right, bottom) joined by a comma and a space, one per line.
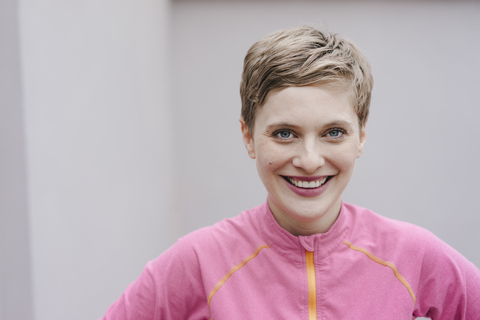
274, 130, 293, 139
327, 129, 345, 138
279, 131, 291, 138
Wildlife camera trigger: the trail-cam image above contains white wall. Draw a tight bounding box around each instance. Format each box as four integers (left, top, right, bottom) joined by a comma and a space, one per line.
17, 0, 172, 319
171, 1, 480, 268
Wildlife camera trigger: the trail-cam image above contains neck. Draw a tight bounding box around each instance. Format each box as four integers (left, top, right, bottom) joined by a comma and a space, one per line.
268, 197, 342, 236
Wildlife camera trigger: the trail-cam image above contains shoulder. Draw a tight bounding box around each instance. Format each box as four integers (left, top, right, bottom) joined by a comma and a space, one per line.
180, 203, 266, 252
344, 202, 440, 249
343, 203, 480, 318
143, 203, 272, 307
343, 201, 480, 286
150, 203, 268, 272
342, 202, 475, 271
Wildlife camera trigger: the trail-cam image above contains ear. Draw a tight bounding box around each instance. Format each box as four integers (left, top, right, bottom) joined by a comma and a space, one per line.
357, 122, 367, 158
240, 117, 256, 159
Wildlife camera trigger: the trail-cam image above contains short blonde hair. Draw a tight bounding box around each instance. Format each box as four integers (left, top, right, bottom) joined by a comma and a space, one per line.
240, 26, 373, 131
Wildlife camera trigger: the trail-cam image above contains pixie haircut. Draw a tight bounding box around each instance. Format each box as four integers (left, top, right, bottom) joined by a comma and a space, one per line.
240, 26, 373, 132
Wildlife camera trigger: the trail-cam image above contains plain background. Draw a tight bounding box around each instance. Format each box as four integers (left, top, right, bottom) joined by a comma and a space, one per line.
1, 0, 479, 319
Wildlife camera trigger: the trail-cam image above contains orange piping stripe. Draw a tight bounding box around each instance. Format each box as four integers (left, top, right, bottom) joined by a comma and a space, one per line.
305, 251, 317, 320
343, 241, 416, 304
207, 244, 270, 308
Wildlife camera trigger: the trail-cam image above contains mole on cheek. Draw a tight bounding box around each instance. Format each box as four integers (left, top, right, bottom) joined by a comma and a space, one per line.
269, 161, 274, 165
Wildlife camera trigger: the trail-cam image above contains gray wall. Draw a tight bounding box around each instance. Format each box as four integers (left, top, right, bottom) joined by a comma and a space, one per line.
2, 0, 171, 319
1, 1, 479, 320
171, 0, 480, 268
0, 0, 33, 319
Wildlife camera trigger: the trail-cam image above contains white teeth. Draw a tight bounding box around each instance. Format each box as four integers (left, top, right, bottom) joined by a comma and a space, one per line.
286, 176, 329, 189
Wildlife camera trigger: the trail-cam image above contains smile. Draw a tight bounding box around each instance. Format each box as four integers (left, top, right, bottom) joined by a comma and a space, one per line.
283, 176, 331, 189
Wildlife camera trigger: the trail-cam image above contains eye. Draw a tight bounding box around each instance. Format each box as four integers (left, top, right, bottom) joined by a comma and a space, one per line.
326, 128, 346, 139
279, 131, 292, 139
273, 129, 294, 140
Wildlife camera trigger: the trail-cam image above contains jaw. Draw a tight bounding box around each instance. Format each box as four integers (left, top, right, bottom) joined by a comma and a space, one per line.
266, 192, 342, 236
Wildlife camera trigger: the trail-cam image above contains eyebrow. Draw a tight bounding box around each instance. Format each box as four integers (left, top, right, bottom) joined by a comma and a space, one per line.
266, 120, 355, 130
265, 122, 299, 130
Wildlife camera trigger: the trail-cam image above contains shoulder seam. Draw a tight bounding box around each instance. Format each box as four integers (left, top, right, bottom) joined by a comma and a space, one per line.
343, 240, 416, 305
207, 244, 270, 309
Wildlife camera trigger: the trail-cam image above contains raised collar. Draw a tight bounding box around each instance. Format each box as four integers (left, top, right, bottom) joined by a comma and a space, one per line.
258, 200, 351, 263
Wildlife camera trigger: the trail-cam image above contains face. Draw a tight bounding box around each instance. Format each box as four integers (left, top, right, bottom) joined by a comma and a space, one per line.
241, 84, 366, 236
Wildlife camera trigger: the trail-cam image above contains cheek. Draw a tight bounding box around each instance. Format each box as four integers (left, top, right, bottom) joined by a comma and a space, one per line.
255, 142, 292, 172
333, 144, 360, 172
324, 140, 358, 167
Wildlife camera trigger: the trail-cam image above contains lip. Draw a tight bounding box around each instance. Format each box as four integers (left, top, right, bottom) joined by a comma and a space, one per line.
282, 175, 333, 197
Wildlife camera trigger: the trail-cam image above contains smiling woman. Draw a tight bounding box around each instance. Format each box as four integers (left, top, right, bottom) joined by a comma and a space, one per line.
100, 26, 480, 320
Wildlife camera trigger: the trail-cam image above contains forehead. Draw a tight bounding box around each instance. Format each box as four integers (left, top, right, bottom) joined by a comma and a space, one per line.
254, 84, 358, 129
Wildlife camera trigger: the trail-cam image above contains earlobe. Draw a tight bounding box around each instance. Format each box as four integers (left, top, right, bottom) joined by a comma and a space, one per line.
357, 124, 367, 158
240, 117, 256, 159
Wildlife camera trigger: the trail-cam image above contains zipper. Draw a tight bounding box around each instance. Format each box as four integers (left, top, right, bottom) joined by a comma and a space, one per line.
305, 250, 317, 320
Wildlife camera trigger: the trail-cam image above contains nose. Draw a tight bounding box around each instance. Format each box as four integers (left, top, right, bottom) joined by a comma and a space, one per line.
292, 138, 325, 173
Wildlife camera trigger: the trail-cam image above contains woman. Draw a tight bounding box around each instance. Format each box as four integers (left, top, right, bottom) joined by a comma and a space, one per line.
101, 26, 480, 319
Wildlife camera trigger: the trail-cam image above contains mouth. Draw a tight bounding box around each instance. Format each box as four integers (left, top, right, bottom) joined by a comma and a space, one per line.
282, 176, 332, 189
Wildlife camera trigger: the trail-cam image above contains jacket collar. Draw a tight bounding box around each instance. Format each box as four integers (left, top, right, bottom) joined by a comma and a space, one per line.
259, 200, 351, 263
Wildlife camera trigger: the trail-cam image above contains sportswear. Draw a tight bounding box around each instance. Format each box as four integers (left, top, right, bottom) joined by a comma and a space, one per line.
101, 201, 480, 319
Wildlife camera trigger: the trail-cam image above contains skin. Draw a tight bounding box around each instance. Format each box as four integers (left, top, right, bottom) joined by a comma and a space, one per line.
241, 84, 367, 236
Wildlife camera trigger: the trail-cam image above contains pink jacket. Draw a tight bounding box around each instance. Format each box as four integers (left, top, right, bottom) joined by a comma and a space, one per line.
101, 202, 480, 319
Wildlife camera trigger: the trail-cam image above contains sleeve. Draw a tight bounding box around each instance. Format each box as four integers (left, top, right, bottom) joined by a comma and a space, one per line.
413, 234, 480, 320
99, 238, 210, 320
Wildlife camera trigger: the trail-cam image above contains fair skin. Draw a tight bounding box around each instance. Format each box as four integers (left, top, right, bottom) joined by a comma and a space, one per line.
241, 83, 366, 236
